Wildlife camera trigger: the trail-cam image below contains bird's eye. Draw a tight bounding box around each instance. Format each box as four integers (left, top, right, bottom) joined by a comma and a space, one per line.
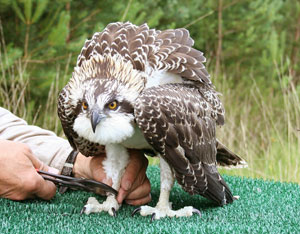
108, 101, 118, 110
82, 101, 88, 110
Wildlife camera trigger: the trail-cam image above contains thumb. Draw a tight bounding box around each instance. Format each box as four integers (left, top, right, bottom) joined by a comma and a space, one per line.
25, 151, 58, 200
27, 152, 59, 175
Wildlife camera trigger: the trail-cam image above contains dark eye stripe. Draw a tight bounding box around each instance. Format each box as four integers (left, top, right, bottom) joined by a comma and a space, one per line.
119, 100, 134, 113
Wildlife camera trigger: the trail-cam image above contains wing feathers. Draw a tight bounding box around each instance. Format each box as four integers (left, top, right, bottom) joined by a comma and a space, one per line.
202, 163, 234, 205
216, 140, 248, 169
135, 83, 233, 205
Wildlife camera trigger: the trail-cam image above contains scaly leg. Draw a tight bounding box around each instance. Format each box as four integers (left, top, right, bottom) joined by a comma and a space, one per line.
132, 157, 201, 220
82, 144, 129, 216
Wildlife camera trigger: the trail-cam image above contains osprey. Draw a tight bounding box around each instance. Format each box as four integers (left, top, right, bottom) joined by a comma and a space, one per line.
58, 22, 246, 220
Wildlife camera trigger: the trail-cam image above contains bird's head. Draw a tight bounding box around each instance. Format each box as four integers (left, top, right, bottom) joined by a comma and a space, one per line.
66, 54, 145, 145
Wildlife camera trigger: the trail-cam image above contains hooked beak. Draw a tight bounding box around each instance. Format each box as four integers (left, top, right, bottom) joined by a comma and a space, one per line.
91, 110, 106, 133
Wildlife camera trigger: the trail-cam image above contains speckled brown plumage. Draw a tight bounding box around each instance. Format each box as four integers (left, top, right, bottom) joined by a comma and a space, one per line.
58, 22, 246, 211
76, 22, 210, 84
134, 83, 232, 205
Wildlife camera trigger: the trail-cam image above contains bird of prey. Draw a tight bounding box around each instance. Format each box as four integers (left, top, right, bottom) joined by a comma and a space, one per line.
58, 22, 247, 220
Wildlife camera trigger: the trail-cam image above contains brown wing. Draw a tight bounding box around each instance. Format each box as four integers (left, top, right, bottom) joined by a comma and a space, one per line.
216, 140, 248, 168
76, 22, 211, 85
134, 83, 233, 206
57, 85, 105, 157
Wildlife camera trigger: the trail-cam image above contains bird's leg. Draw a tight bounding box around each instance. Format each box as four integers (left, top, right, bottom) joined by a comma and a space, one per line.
132, 157, 200, 220
82, 144, 129, 216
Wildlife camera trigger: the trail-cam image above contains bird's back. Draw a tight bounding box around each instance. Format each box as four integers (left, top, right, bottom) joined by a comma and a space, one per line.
76, 22, 211, 87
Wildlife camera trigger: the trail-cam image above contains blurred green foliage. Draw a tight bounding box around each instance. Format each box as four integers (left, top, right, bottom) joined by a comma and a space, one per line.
1, 0, 299, 98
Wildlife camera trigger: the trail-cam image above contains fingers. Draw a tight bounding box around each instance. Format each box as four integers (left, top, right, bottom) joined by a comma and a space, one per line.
76, 155, 112, 196
73, 149, 151, 202
19, 169, 57, 200
121, 151, 147, 190
0, 141, 58, 201
117, 151, 148, 203
32, 176, 57, 200
125, 194, 152, 206
26, 150, 50, 172
116, 188, 126, 203
124, 176, 151, 201
23, 148, 58, 200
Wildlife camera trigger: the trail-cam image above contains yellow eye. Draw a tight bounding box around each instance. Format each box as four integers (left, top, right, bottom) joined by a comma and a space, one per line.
82, 101, 88, 110
108, 101, 118, 110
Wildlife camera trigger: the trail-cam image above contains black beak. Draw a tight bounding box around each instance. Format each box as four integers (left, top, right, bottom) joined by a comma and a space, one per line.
91, 111, 106, 133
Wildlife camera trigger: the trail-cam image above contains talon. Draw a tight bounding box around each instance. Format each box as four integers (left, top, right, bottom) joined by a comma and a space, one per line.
80, 206, 86, 215
151, 213, 156, 222
111, 208, 116, 217
131, 207, 141, 217
192, 208, 201, 217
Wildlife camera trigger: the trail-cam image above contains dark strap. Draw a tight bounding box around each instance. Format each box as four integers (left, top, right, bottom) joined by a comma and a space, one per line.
58, 150, 79, 194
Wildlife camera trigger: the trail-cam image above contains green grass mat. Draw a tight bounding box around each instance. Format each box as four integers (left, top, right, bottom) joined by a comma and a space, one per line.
1, 166, 299, 233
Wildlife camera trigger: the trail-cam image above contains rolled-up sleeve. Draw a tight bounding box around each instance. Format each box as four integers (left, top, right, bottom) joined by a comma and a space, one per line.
0, 107, 72, 172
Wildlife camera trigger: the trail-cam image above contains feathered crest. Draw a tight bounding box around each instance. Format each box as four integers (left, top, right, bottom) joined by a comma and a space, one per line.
69, 53, 146, 103
78, 53, 145, 90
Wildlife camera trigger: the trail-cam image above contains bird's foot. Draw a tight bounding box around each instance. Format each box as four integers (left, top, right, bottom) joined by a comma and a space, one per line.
132, 203, 201, 221
81, 196, 120, 217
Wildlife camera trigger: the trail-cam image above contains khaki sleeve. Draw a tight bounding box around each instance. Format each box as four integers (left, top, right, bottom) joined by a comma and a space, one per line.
0, 107, 72, 172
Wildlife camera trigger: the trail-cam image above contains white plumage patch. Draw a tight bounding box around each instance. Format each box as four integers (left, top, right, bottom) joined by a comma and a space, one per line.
73, 112, 135, 145
121, 125, 152, 149
146, 70, 183, 89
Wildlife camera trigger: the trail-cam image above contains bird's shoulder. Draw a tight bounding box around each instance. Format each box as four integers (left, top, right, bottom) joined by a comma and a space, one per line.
135, 83, 224, 126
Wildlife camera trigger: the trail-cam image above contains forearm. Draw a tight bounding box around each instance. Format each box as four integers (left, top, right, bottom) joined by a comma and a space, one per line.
0, 108, 151, 203
0, 107, 71, 172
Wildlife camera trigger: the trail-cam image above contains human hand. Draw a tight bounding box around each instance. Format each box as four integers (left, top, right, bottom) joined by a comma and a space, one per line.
0, 140, 58, 200
73, 149, 151, 206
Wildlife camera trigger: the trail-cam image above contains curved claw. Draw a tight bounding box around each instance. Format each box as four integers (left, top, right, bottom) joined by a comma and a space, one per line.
151, 213, 156, 222
111, 208, 117, 217
131, 207, 141, 217
192, 208, 201, 217
80, 206, 86, 215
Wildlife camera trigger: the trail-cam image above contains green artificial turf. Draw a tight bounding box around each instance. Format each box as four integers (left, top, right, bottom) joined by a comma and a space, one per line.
1, 166, 300, 234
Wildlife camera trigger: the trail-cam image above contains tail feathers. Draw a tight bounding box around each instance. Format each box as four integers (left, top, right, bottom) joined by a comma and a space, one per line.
216, 140, 248, 169
201, 164, 234, 206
